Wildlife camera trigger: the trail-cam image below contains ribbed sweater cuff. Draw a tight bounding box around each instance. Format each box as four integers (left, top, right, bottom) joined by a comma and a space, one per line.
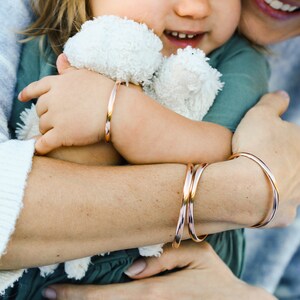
0, 270, 25, 295
0, 139, 35, 257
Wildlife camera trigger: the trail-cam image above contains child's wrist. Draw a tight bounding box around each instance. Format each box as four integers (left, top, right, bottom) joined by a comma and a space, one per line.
109, 84, 142, 157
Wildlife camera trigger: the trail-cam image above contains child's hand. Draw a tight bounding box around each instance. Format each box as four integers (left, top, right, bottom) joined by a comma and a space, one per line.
18, 62, 115, 155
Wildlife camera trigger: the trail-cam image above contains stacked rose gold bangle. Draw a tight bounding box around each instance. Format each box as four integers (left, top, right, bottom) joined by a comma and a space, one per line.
229, 152, 279, 228
173, 153, 279, 248
188, 163, 209, 242
172, 164, 194, 248
172, 163, 208, 248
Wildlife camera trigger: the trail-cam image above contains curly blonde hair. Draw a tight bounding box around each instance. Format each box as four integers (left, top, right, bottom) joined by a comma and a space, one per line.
23, 0, 92, 55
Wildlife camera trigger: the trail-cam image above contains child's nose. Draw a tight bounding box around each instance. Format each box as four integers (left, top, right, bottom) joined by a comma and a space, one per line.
174, 0, 212, 19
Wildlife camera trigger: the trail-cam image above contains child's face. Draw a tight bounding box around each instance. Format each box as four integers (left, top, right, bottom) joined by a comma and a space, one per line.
89, 0, 241, 56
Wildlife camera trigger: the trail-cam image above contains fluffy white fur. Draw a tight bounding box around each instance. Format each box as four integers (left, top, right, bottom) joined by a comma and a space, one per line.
17, 15, 223, 280
65, 16, 163, 86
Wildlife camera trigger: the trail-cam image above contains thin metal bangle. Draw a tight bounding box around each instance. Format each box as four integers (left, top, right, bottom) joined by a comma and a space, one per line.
187, 163, 208, 242
229, 152, 279, 228
172, 163, 194, 249
104, 81, 121, 143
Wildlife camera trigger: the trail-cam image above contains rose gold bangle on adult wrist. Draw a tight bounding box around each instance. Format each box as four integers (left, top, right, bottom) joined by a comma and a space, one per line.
172, 163, 194, 249
187, 163, 208, 242
229, 152, 279, 228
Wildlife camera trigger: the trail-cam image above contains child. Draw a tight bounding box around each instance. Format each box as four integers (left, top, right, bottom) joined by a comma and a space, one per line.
4, 0, 269, 299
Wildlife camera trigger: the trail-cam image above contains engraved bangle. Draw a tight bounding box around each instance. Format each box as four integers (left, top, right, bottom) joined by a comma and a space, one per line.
229, 152, 279, 228
172, 163, 194, 249
187, 163, 209, 242
104, 81, 121, 143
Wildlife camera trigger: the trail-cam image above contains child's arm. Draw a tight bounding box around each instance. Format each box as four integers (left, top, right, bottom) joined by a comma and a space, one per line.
112, 35, 268, 164
1, 92, 298, 269
19, 74, 232, 164
47, 142, 124, 166
19, 37, 268, 164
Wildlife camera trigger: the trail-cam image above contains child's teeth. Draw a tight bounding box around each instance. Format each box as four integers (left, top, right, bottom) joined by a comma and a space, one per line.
168, 31, 196, 39
264, 0, 299, 12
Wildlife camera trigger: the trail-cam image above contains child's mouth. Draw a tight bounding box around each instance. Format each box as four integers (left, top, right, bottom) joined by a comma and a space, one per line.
164, 30, 205, 49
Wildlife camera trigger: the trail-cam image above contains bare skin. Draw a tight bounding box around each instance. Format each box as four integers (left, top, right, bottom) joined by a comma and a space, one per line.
44, 242, 277, 300
1, 91, 299, 271
19, 67, 232, 164
1, 1, 300, 299
48, 142, 124, 165
240, 0, 300, 45
21, 0, 300, 297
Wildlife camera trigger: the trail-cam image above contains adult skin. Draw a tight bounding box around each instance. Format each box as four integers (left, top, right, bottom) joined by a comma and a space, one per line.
41, 92, 295, 300
39, 0, 300, 299
1, 82, 299, 269
240, 0, 300, 44
45, 242, 276, 300
3, 0, 299, 298
4, 0, 299, 269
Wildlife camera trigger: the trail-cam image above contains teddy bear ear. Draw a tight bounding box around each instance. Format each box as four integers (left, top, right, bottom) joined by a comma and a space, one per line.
152, 47, 224, 121
63, 16, 163, 84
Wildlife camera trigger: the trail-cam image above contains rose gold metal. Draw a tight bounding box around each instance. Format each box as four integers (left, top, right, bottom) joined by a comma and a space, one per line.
172, 163, 194, 249
105, 81, 121, 143
187, 163, 208, 242
229, 152, 279, 228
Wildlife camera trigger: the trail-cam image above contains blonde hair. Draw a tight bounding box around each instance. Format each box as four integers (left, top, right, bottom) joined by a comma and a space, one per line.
23, 0, 92, 55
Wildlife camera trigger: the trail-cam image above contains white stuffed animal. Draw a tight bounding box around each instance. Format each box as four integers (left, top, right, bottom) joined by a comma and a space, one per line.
17, 15, 223, 280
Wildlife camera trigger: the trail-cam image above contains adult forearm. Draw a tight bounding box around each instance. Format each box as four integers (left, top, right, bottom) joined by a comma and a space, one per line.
0, 155, 268, 270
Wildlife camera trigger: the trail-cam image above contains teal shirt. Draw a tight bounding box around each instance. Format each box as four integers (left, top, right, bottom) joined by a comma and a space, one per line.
206, 34, 269, 131
6, 33, 269, 300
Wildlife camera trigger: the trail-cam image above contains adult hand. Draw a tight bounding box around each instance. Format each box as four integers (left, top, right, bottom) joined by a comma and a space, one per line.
232, 91, 300, 226
42, 242, 275, 300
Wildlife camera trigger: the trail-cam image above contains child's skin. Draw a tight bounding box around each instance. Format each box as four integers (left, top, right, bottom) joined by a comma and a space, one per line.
19, 0, 241, 165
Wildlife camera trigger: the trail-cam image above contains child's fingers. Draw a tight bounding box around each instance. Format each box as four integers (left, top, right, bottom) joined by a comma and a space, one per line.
18, 77, 52, 102
35, 129, 62, 155
56, 53, 77, 75
39, 114, 52, 135
36, 96, 49, 117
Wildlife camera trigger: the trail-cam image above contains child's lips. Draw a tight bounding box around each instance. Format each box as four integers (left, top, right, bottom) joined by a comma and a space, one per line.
164, 30, 205, 49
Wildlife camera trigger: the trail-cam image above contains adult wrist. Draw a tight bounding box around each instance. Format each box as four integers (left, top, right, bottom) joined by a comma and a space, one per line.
192, 157, 271, 229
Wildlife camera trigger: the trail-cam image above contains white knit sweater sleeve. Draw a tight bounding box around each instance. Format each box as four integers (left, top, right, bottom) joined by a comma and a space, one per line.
0, 0, 34, 294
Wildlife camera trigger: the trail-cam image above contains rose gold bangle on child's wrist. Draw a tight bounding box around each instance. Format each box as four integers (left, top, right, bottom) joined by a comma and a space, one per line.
229, 152, 279, 228
104, 81, 121, 143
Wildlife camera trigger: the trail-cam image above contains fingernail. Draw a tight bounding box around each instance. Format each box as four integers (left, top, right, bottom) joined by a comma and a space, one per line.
42, 288, 57, 299
275, 90, 290, 99
18, 91, 22, 101
124, 258, 146, 276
